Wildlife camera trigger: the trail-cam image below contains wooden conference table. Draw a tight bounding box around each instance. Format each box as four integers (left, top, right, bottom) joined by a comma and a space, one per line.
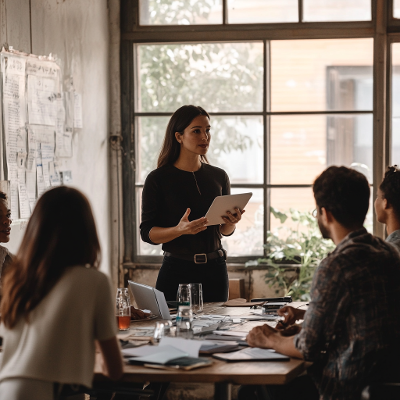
94, 302, 308, 400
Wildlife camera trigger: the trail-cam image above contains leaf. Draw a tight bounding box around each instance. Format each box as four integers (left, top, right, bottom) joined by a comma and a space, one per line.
270, 207, 288, 224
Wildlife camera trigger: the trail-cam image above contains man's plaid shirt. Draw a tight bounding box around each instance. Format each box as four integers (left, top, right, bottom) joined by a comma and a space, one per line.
294, 228, 400, 400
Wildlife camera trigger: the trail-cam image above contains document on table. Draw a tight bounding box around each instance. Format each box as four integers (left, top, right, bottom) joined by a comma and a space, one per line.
212, 347, 290, 362
127, 345, 188, 365
159, 337, 202, 357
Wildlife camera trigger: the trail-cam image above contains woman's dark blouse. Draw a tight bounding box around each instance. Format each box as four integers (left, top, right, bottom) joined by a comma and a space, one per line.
140, 163, 230, 254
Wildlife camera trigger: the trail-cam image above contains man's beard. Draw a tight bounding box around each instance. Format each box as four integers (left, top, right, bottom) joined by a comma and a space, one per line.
318, 218, 331, 239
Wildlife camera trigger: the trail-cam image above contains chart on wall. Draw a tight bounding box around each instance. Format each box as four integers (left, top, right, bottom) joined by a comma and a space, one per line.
0, 49, 83, 220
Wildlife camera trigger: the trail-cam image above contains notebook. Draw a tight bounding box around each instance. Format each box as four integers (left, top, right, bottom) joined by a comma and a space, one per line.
212, 347, 290, 362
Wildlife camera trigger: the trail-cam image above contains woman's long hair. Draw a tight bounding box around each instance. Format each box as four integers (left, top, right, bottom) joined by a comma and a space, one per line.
1, 186, 101, 328
157, 105, 210, 168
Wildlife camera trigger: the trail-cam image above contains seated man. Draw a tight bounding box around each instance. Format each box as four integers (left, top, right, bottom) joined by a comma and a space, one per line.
375, 165, 400, 249
247, 166, 400, 400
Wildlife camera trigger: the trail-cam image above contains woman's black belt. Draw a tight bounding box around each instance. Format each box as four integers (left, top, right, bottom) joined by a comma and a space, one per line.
164, 249, 226, 264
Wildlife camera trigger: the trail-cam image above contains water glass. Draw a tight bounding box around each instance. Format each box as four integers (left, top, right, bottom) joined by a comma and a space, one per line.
176, 320, 193, 339
153, 322, 165, 343
116, 288, 131, 331
190, 283, 203, 313
176, 283, 192, 307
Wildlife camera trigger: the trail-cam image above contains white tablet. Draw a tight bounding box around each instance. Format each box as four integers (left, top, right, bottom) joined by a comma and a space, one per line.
204, 193, 253, 226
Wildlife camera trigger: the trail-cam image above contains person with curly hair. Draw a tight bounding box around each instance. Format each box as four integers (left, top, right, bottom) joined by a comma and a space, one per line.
0, 190, 13, 297
375, 165, 400, 249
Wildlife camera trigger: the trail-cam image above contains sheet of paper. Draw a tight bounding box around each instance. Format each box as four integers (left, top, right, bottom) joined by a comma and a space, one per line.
26, 171, 36, 212
26, 125, 37, 171
49, 161, 61, 186
159, 337, 202, 358
18, 182, 30, 219
64, 91, 74, 130
121, 345, 164, 358
73, 92, 83, 128
2, 56, 26, 189
30, 125, 55, 166
212, 330, 248, 338
9, 182, 19, 220
60, 170, 72, 185
36, 166, 46, 198
55, 94, 67, 157
129, 345, 188, 365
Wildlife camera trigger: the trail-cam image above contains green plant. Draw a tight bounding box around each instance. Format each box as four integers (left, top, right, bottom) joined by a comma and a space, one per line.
248, 207, 335, 301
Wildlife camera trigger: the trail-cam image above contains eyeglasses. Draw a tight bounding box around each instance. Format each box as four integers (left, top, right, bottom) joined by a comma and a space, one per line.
312, 209, 318, 218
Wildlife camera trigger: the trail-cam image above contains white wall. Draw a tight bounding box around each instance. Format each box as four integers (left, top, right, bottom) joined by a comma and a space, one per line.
0, 0, 111, 275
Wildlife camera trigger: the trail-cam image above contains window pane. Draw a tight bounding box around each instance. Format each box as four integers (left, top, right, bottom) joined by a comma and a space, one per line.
270, 188, 372, 243
136, 115, 263, 184
137, 42, 264, 112
137, 188, 163, 256
139, 0, 222, 25
392, 44, 400, 164
228, 0, 298, 24
303, 0, 371, 22
222, 188, 264, 256
271, 39, 373, 111
207, 116, 263, 184
395, 0, 400, 18
136, 116, 170, 184
270, 114, 373, 184
270, 188, 314, 236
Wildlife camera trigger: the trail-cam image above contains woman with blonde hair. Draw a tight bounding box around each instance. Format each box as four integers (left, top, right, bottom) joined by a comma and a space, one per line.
0, 186, 123, 399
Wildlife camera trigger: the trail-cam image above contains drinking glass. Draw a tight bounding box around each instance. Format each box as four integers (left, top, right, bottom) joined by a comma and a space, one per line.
176, 283, 192, 307
116, 288, 131, 331
190, 283, 203, 313
153, 322, 165, 343
176, 319, 193, 339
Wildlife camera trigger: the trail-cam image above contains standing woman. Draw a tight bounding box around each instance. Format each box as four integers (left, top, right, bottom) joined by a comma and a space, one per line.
140, 105, 244, 302
0, 187, 123, 399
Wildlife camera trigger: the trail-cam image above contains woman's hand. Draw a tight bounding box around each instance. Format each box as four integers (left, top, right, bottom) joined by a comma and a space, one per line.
177, 208, 208, 236
221, 207, 245, 227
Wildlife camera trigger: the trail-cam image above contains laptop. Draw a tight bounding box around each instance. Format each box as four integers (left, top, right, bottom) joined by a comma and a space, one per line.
128, 281, 171, 320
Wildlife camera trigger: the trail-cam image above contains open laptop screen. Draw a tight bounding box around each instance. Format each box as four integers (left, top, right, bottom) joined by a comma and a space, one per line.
128, 281, 171, 320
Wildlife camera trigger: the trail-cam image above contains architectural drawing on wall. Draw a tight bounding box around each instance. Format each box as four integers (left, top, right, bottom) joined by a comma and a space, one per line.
0, 48, 81, 220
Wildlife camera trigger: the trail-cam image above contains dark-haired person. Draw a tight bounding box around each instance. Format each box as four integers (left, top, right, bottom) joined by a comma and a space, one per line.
375, 165, 400, 249
140, 105, 244, 302
246, 166, 400, 400
0, 191, 12, 297
0, 187, 123, 399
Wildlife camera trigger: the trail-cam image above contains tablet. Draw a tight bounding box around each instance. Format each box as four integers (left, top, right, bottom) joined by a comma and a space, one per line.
205, 193, 253, 226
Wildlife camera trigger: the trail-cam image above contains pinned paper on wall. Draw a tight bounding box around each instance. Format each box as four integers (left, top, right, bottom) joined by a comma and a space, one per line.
73, 92, 83, 129
0, 50, 75, 220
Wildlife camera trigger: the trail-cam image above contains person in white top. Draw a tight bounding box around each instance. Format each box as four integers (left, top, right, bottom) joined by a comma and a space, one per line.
0, 187, 123, 400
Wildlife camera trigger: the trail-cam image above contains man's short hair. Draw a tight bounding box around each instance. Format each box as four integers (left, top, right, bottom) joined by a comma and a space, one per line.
313, 166, 370, 229
0, 191, 7, 201
379, 165, 400, 218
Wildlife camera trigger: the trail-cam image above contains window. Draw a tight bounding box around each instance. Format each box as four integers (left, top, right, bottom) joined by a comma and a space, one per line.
121, 0, 393, 264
